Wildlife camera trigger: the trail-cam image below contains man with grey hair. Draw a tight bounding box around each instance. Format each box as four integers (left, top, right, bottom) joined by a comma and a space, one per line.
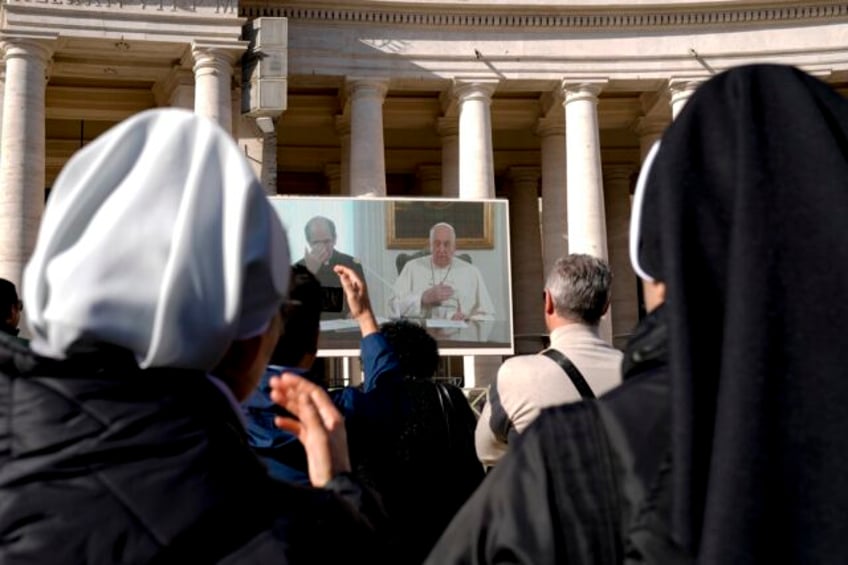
390, 222, 495, 321
475, 253, 622, 467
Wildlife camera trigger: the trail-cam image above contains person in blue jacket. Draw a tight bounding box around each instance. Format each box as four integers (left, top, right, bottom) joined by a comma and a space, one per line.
244, 262, 405, 484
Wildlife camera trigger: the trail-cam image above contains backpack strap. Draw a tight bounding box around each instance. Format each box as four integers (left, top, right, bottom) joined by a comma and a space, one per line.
541, 348, 596, 400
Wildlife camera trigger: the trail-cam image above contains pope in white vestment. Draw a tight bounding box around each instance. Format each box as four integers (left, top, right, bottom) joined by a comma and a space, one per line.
390, 223, 495, 321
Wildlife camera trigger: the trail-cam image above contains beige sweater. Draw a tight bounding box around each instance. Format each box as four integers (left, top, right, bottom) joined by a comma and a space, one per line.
475, 323, 623, 467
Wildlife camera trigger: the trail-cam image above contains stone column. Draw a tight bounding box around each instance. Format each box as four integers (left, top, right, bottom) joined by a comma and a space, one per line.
0, 66, 7, 136
417, 165, 442, 196
258, 118, 278, 196
0, 38, 53, 286
604, 164, 638, 349
346, 357, 363, 387
437, 117, 459, 197
507, 167, 545, 352
335, 115, 351, 194
634, 118, 668, 161
325, 163, 342, 195
230, 86, 242, 141
455, 81, 497, 199
235, 114, 279, 196
347, 78, 388, 197
454, 82, 498, 388
537, 118, 567, 278
562, 81, 608, 260
562, 81, 611, 342
669, 79, 701, 120
192, 44, 237, 133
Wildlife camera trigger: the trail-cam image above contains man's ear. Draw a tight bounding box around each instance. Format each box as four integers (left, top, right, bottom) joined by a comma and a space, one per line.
543, 289, 556, 316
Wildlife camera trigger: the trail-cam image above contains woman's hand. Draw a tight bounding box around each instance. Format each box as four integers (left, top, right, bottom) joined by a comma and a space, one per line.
334, 265, 378, 336
270, 373, 351, 487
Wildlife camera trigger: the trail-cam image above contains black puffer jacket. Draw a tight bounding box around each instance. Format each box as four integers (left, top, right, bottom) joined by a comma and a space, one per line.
0, 334, 384, 564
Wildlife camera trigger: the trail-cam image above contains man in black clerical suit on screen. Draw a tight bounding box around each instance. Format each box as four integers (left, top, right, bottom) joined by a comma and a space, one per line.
297, 215, 365, 318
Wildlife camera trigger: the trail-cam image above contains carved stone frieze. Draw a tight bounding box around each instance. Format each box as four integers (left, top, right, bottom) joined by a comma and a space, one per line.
241, 3, 848, 30
6, 0, 236, 13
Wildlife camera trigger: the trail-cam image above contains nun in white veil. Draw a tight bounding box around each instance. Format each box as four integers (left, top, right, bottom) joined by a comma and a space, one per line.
0, 108, 386, 564
24, 107, 288, 393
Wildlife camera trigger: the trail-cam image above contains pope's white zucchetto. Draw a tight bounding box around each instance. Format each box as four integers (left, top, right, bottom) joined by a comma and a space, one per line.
23, 108, 290, 371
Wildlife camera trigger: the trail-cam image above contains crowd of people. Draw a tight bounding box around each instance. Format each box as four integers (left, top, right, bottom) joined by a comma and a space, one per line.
1, 63, 847, 563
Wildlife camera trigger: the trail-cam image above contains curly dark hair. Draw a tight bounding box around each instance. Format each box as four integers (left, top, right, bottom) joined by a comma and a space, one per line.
379, 319, 439, 380
0, 279, 19, 323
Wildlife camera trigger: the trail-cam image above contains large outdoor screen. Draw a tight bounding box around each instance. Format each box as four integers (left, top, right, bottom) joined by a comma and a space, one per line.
269, 196, 514, 356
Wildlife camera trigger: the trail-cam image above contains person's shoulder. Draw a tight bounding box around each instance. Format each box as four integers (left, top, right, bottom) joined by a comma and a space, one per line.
454, 257, 486, 277
397, 254, 428, 274
591, 338, 624, 358
496, 353, 553, 384
594, 339, 625, 363
408, 254, 430, 266
452, 256, 476, 269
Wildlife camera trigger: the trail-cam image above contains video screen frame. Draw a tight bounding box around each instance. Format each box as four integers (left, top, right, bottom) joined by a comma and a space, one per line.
268, 196, 514, 357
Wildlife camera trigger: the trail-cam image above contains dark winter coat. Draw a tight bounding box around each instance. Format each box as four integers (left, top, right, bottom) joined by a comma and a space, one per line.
0, 334, 385, 564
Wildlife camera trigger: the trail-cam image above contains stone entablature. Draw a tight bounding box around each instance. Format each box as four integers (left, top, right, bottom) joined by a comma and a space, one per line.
241, 2, 848, 29
2, 0, 243, 45
258, 1, 848, 85
5, 0, 236, 14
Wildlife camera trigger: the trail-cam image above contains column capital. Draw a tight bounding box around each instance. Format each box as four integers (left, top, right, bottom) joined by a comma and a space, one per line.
452, 80, 498, 104
539, 87, 565, 118
436, 116, 458, 138
191, 42, 244, 76
561, 80, 607, 105
603, 163, 636, 184
153, 66, 195, 106
668, 77, 703, 105
1, 36, 55, 63
633, 116, 668, 139
345, 78, 388, 102
508, 166, 541, 186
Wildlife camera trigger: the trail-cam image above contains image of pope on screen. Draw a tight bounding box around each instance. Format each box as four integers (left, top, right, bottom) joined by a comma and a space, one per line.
389, 222, 495, 321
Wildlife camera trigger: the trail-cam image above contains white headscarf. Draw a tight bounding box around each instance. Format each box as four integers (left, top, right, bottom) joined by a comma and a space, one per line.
23, 108, 289, 370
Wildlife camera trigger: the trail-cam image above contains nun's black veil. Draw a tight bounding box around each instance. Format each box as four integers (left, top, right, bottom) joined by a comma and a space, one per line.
636, 64, 848, 561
